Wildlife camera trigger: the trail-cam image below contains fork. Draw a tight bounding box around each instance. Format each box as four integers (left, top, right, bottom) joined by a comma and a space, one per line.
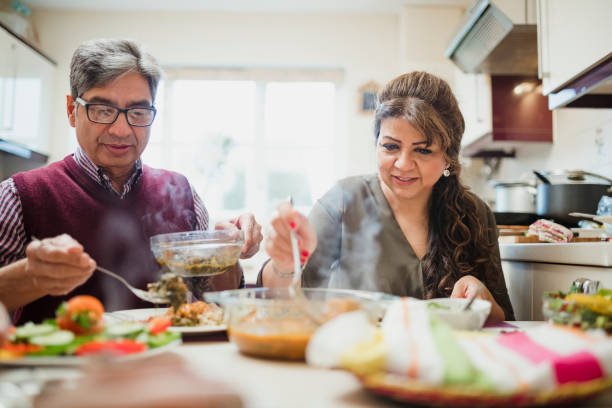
30, 236, 168, 304
96, 266, 169, 304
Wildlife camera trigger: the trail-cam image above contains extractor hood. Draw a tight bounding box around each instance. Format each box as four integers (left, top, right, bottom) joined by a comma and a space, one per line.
445, 0, 537, 75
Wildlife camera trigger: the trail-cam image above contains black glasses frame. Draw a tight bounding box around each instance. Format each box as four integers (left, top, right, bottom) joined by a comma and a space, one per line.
75, 97, 157, 127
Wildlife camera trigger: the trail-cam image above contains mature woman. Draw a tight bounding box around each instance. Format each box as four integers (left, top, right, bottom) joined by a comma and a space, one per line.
259, 71, 514, 321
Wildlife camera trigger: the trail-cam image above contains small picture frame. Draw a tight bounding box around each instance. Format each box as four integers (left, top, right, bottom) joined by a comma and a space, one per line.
358, 81, 380, 114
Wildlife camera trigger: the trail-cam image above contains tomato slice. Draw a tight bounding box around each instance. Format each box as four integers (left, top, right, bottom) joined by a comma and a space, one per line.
56, 295, 105, 335
75, 339, 147, 356
148, 317, 172, 335
1, 343, 44, 356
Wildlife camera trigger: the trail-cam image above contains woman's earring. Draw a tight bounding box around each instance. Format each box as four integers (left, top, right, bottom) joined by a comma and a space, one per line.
443, 168, 451, 177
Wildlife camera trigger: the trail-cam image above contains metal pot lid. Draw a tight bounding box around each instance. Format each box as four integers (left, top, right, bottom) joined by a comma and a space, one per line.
493, 181, 534, 188
536, 170, 612, 185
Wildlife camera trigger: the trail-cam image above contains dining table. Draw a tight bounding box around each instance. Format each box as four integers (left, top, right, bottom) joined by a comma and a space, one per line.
2, 321, 612, 407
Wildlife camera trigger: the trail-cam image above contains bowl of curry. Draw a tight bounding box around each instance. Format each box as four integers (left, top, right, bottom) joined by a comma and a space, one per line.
205, 287, 396, 360
150, 230, 243, 277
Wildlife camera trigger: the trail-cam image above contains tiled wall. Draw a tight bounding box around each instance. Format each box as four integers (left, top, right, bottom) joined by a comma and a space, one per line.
461, 108, 612, 207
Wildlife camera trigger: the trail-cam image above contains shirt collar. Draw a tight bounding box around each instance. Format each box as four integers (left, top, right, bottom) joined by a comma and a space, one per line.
73, 147, 143, 198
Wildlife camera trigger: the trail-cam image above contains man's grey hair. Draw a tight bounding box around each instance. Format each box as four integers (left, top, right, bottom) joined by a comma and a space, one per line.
70, 39, 163, 103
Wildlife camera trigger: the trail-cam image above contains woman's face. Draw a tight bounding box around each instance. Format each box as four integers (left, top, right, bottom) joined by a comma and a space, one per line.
376, 117, 448, 204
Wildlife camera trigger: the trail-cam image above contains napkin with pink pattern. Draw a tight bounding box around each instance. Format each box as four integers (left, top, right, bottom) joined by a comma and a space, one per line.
306, 298, 612, 393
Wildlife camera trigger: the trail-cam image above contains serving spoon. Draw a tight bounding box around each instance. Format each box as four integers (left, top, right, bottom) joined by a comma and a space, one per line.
286, 198, 325, 324
461, 286, 482, 312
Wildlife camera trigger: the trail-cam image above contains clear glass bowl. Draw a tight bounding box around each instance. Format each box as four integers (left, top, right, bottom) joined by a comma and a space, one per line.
204, 287, 397, 360
150, 230, 244, 277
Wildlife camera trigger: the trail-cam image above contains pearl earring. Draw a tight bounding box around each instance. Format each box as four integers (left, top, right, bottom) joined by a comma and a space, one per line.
443, 168, 450, 177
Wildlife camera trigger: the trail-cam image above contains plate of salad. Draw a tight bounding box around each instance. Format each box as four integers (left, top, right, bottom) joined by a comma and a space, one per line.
542, 286, 612, 332
0, 295, 181, 366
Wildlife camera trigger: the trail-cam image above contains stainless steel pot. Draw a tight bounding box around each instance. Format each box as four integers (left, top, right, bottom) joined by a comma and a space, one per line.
493, 181, 537, 213
535, 170, 612, 226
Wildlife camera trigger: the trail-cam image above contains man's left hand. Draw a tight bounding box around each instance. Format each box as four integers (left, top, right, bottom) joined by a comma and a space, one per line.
215, 213, 263, 259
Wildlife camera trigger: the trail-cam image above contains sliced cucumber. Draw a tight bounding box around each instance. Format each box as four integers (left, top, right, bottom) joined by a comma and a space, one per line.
106, 321, 146, 338
30, 330, 75, 346
15, 322, 57, 340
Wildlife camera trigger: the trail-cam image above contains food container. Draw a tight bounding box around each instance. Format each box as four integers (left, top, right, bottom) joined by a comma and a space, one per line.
424, 298, 491, 330
535, 170, 612, 227
205, 288, 396, 360
150, 230, 244, 277
493, 181, 537, 213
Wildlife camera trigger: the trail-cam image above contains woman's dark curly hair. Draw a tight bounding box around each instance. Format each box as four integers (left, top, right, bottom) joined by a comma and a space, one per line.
374, 71, 497, 298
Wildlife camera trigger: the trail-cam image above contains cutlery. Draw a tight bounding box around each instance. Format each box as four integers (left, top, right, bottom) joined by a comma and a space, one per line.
95, 266, 169, 304
461, 286, 482, 312
569, 212, 612, 224
286, 197, 324, 324
31, 236, 169, 304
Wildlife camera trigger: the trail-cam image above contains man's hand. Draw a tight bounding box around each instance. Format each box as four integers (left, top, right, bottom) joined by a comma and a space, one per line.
25, 234, 96, 296
450, 275, 505, 322
215, 213, 263, 259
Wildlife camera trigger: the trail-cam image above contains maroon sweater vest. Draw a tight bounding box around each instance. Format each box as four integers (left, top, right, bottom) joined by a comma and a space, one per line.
12, 155, 196, 323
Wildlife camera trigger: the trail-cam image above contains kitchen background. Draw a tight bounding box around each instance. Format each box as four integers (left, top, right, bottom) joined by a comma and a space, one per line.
1, 0, 611, 304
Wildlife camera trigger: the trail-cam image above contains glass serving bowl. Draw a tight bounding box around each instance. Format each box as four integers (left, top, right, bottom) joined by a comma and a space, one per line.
204, 287, 397, 360
150, 230, 244, 277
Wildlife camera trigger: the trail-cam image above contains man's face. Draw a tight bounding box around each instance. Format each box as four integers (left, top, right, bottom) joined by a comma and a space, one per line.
67, 72, 153, 175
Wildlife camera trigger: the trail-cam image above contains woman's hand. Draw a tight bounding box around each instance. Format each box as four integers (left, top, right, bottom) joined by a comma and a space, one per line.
215, 213, 263, 259
265, 201, 317, 276
450, 275, 505, 322
25, 234, 96, 296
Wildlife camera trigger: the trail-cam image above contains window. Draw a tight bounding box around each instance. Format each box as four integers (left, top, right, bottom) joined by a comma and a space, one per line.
143, 71, 339, 229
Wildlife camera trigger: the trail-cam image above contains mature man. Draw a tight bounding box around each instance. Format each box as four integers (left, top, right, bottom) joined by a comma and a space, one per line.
0, 39, 262, 323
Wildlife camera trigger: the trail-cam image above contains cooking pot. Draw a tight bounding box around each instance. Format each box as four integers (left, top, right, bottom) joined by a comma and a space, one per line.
535, 170, 612, 226
493, 181, 537, 213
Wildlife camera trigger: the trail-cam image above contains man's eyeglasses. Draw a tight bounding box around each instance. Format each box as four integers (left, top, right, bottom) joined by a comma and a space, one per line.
75, 97, 157, 127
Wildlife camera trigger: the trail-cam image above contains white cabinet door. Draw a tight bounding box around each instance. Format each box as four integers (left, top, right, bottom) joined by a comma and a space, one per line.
0, 26, 55, 155
537, 0, 612, 95
454, 70, 492, 147
13, 39, 55, 154
0, 28, 17, 134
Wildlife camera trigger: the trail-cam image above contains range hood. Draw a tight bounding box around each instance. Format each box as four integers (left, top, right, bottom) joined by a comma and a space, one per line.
445, 0, 537, 75
547, 53, 612, 109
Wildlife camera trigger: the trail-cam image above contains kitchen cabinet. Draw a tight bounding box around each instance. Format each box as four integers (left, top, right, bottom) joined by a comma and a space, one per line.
536, 0, 612, 95
454, 71, 492, 148
0, 24, 55, 155
454, 71, 551, 154
500, 242, 612, 320
502, 261, 612, 321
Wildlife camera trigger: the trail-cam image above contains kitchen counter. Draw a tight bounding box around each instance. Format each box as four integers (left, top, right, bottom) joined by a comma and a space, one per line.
2, 322, 612, 407
500, 241, 612, 267
500, 242, 612, 321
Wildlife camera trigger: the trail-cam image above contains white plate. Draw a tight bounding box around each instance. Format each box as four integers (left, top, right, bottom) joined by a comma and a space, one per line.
0, 340, 181, 367
104, 308, 227, 334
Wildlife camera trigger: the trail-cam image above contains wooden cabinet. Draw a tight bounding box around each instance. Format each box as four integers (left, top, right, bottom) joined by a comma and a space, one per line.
0, 25, 55, 155
537, 0, 612, 95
